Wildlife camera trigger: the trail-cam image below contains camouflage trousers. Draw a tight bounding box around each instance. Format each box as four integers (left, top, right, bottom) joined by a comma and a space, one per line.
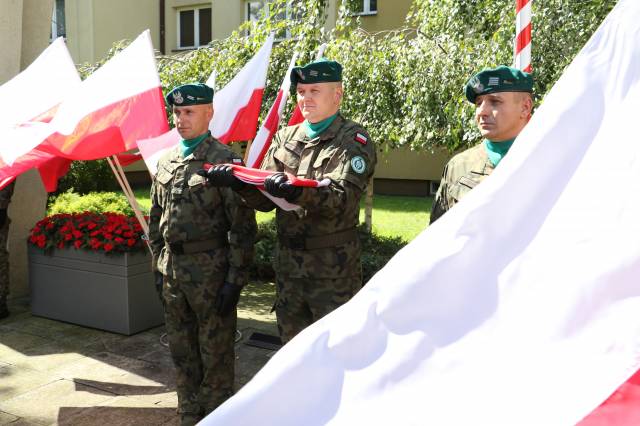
275, 275, 361, 343
163, 274, 236, 418
0, 220, 10, 302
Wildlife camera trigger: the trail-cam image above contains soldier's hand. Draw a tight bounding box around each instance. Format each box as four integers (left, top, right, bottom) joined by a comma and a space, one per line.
0, 209, 7, 228
196, 164, 245, 191
264, 172, 302, 202
216, 282, 242, 317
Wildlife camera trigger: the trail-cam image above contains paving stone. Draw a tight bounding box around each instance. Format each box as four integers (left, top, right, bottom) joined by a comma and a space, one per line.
0, 410, 18, 425
0, 379, 116, 426
0, 330, 51, 355
48, 352, 174, 396
234, 329, 278, 390
0, 343, 85, 373
0, 365, 57, 403
56, 395, 176, 426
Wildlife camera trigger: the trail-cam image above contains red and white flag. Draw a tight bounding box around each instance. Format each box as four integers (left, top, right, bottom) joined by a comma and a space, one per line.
138, 34, 274, 175
202, 1, 640, 425
0, 30, 168, 190
246, 52, 298, 168
1, 30, 167, 165
0, 37, 80, 190
208, 34, 274, 143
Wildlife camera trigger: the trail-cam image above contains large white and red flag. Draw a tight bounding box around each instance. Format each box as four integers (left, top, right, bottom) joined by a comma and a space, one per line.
245, 52, 298, 168
0, 30, 169, 191
138, 34, 274, 174
202, 1, 640, 424
0, 37, 80, 190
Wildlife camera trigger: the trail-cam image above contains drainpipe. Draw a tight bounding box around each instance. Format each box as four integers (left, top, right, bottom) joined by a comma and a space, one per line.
159, 0, 165, 54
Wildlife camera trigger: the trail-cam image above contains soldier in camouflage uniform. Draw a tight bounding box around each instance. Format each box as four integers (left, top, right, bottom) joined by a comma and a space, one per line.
203, 59, 376, 343
0, 181, 14, 319
148, 83, 256, 425
430, 66, 534, 224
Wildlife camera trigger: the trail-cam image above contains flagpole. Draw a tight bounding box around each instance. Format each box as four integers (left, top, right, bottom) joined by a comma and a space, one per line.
515, 0, 532, 72
106, 156, 151, 251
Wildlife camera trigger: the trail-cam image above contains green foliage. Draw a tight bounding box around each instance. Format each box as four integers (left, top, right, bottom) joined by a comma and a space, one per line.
249, 218, 406, 284
55, 160, 119, 195
251, 218, 278, 281
358, 224, 407, 284
47, 191, 134, 216
152, 0, 614, 152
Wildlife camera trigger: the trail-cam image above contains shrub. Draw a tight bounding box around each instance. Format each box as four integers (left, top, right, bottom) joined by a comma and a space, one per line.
54, 160, 119, 195
249, 220, 407, 284
251, 219, 278, 281
358, 225, 406, 283
48, 191, 134, 216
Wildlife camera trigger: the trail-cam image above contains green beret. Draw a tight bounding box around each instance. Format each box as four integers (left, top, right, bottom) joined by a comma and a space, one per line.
465, 66, 533, 103
166, 83, 213, 106
290, 58, 343, 86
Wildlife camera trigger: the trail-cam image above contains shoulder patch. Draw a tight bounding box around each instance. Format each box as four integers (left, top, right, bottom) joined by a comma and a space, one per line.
351, 155, 367, 174
231, 158, 243, 165
354, 133, 368, 145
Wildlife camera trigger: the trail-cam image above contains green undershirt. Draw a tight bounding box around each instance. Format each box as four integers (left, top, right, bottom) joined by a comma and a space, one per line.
484, 138, 515, 167
180, 131, 210, 157
304, 113, 338, 139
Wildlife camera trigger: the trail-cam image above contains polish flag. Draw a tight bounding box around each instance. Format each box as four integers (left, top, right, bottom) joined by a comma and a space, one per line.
0, 37, 80, 190
204, 163, 330, 188
0, 30, 169, 191
202, 1, 640, 425
208, 34, 274, 143
2, 30, 167, 164
138, 34, 274, 175
245, 52, 298, 168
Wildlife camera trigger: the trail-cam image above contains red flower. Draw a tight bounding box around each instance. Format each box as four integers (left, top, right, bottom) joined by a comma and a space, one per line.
29, 211, 147, 254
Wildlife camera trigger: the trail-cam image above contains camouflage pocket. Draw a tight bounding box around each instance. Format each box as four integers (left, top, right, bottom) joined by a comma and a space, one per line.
274, 145, 301, 175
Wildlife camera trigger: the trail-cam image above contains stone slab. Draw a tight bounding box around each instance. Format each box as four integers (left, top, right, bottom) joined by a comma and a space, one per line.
49, 351, 174, 395
0, 379, 116, 426
56, 395, 176, 426
0, 365, 57, 403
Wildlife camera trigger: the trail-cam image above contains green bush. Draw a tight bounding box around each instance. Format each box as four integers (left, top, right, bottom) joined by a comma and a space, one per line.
55, 160, 119, 195
249, 220, 407, 284
358, 225, 406, 283
47, 191, 134, 216
251, 219, 278, 281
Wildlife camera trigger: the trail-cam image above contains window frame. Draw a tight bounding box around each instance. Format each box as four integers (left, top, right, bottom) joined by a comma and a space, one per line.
244, 1, 299, 41
176, 6, 213, 50
50, 0, 66, 42
352, 0, 377, 16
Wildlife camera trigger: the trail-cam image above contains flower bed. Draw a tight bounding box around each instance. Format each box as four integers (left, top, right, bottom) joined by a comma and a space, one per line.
29, 212, 146, 254
27, 211, 162, 335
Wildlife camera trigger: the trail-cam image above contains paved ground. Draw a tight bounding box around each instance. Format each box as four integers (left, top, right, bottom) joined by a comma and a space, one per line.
0, 282, 278, 425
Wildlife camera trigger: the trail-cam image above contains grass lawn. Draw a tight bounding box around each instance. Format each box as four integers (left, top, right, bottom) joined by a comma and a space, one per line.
131, 187, 431, 243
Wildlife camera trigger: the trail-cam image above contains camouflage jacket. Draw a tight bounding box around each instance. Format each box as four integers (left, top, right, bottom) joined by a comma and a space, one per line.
430, 143, 494, 224
149, 136, 256, 286
0, 181, 15, 210
240, 113, 377, 279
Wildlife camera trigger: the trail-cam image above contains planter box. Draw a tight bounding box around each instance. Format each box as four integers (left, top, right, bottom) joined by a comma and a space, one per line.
28, 246, 164, 335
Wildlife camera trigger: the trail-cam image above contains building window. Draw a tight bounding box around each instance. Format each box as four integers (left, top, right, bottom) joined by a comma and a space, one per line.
50, 0, 66, 41
177, 7, 212, 49
353, 0, 377, 15
246, 1, 264, 23
245, 1, 300, 40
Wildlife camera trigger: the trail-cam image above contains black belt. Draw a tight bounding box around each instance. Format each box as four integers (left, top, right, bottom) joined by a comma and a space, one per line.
279, 228, 358, 250
168, 238, 228, 255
